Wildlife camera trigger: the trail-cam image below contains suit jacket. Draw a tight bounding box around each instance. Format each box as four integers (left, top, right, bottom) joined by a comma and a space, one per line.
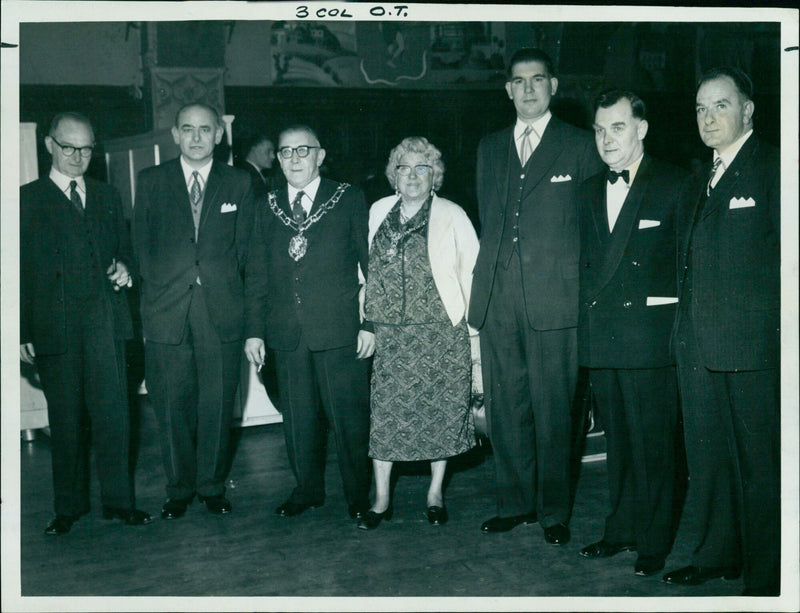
132, 158, 255, 344
468, 117, 603, 331
245, 178, 369, 352
579, 155, 690, 369
20, 176, 134, 354
677, 134, 779, 371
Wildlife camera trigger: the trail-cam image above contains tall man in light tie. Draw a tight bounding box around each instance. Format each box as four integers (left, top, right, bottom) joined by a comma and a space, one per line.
577, 89, 690, 576
133, 103, 255, 520
21, 112, 152, 535
664, 67, 780, 596
468, 48, 603, 544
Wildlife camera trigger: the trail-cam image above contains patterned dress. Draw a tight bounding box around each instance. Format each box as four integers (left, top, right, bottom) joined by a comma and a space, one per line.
365, 198, 474, 461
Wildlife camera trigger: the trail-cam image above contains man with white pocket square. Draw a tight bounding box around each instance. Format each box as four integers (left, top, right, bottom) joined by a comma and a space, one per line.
577, 89, 692, 576
664, 67, 780, 596
468, 48, 602, 544
133, 103, 255, 520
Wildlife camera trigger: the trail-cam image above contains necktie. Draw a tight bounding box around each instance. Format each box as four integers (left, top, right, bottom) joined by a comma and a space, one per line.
607, 169, 630, 185
706, 157, 723, 196
519, 125, 534, 167
291, 191, 306, 224
69, 180, 83, 213
190, 171, 202, 212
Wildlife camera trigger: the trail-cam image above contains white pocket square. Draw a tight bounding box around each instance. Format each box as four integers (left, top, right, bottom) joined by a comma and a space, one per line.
220, 202, 238, 213
550, 174, 572, 183
646, 296, 679, 306
729, 197, 755, 209
638, 219, 660, 229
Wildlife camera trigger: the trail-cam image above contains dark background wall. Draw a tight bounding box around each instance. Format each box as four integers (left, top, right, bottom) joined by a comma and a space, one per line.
19, 21, 781, 228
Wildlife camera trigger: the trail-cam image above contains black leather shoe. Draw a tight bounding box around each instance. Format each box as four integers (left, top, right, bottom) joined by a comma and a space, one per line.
161, 497, 192, 520
44, 515, 74, 535
427, 505, 448, 525
543, 523, 571, 545
349, 504, 368, 520
635, 555, 665, 576
275, 500, 323, 517
481, 513, 536, 533
198, 494, 232, 515
357, 506, 393, 530
102, 507, 154, 525
579, 539, 636, 558
663, 565, 741, 585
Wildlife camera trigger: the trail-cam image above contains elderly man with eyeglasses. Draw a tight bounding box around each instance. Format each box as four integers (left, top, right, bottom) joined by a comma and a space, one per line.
245, 124, 374, 522
21, 111, 152, 535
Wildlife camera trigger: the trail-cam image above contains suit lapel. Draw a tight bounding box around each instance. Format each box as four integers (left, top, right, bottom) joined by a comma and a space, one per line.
593, 157, 651, 293
310, 178, 334, 217
700, 135, 758, 221
199, 161, 223, 232
521, 119, 563, 202
166, 160, 196, 231
493, 127, 513, 209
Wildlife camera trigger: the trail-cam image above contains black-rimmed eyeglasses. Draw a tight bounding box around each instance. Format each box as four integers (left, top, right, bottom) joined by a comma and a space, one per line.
278, 146, 320, 159
396, 164, 432, 177
50, 136, 95, 158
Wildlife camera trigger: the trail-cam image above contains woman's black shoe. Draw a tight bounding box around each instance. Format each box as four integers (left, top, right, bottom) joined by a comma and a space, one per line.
357, 506, 393, 530
427, 505, 448, 525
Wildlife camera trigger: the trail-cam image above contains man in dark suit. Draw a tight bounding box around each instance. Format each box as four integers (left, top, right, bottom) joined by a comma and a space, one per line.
663, 68, 780, 596
244, 125, 373, 521
468, 48, 603, 544
133, 103, 255, 519
236, 133, 276, 198
577, 90, 689, 576
20, 112, 152, 535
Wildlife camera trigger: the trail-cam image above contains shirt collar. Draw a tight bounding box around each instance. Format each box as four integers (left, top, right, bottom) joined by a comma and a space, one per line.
715, 129, 753, 171
49, 167, 85, 195
180, 157, 213, 187
288, 175, 321, 207
514, 111, 552, 141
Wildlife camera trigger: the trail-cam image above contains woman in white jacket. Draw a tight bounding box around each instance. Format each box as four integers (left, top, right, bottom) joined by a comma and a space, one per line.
358, 136, 480, 530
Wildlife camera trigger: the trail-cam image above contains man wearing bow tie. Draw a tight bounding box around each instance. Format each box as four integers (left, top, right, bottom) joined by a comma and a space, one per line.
577, 90, 691, 576
244, 125, 373, 521
468, 48, 602, 544
133, 103, 255, 520
663, 68, 780, 596
21, 112, 152, 535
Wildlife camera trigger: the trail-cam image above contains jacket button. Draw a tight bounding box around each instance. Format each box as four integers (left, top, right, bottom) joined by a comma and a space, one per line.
188, 284, 193, 290
631, 260, 639, 267
189, 237, 195, 243
623, 300, 632, 309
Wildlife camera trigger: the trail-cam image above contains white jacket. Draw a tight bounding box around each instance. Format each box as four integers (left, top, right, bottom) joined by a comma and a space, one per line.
367, 194, 479, 330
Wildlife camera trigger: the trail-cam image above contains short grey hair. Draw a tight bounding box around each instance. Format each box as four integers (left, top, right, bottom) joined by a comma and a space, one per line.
385, 136, 445, 191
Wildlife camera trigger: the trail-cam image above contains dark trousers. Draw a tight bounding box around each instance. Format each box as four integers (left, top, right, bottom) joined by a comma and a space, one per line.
480, 254, 576, 526
272, 335, 371, 509
36, 301, 133, 516
675, 316, 780, 594
145, 287, 241, 500
590, 367, 678, 558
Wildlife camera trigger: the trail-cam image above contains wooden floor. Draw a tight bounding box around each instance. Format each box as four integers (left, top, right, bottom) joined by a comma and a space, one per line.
14, 394, 748, 609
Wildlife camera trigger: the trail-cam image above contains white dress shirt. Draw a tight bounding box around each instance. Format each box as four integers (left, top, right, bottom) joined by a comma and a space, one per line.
710, 129, 753, 190
49, 167, 86, 208
606, 154, 643, 232
179, 157, 213, 195
288, 175, 321, 216
514, 111, 552, 162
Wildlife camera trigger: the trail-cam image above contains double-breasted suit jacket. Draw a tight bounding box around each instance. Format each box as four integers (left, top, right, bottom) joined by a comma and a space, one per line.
579, 155, 689, 369
469, 117, 603, 331
133, 158, 255, 345
245, 177, 370, 351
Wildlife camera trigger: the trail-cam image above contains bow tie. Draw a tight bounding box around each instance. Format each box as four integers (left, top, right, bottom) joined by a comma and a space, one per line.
607, 169, 630, 185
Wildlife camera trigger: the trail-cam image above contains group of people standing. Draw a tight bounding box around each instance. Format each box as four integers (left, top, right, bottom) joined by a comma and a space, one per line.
20, 46, 779, 597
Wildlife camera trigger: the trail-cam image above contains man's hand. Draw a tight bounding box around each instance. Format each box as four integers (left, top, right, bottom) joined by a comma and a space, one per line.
107, 259, 133, 292
244, 337, 266, 370
20, 343, 36, 364
356, 330, 375, 359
